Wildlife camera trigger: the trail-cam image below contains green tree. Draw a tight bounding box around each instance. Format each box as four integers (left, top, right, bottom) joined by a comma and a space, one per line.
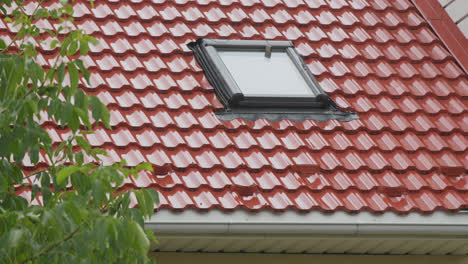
0, 0, 158, 263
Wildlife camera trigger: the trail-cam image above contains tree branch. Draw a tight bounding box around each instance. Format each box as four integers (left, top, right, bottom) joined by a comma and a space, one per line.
20, 226, 80, 264
1, 0, 45, 54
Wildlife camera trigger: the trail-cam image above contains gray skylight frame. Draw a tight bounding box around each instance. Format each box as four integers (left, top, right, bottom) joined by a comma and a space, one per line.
190, 39, 331, 107
188, 38, 358, 122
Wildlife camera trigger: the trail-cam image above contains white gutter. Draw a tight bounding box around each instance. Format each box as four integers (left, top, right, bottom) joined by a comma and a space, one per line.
147, 210, 468, 238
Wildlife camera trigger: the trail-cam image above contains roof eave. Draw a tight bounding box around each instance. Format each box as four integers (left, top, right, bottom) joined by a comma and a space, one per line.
148, 210, 468, 255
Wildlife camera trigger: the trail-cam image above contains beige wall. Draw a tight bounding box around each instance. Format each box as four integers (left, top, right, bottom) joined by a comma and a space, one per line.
153, 252, 468, 264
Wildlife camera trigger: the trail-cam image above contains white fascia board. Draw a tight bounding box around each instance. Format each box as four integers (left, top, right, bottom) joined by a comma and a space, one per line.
146, 210, 468, 238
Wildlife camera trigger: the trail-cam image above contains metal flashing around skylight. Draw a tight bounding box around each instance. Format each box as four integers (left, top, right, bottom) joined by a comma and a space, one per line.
188, 38, 357, 122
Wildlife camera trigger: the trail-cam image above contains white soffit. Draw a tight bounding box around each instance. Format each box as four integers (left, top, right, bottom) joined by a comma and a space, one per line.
148, 210, 468, 255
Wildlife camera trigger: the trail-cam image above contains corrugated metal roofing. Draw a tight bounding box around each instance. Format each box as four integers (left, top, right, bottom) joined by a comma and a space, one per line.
6, 0, 468, 214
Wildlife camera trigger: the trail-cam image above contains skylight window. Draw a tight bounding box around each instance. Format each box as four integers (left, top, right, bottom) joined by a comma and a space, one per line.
188, 38, 357, 121
218, 51, 313, 97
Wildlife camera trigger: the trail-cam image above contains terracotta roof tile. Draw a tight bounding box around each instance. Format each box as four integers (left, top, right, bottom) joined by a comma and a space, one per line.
9, 0, 468, 214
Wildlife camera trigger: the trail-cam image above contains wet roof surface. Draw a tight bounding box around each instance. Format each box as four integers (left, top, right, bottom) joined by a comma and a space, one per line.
6, 0, 468, 214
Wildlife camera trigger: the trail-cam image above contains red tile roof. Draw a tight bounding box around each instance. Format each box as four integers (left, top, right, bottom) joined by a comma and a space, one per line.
8, 0, 468, 213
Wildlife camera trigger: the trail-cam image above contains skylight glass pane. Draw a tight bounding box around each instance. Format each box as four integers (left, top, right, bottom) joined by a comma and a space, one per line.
218, 50, 314, 96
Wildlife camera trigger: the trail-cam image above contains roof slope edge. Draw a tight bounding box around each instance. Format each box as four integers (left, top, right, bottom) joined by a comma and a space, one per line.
411, 0, 468, 73
148, 210, 468, 237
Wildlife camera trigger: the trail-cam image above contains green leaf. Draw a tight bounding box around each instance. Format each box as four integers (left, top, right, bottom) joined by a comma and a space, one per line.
89, 95, 102, 123
31, 184, 40, 201
101, 106, 110, 129
50, 39, 60, 49
134, 190, 146, 216
6, 229, 24, 248
29, 145, 39, 164
67, 40, 79, 56
42, 186, 52, 205
40, 95, 52, 111
142, 189, 156, 216
60, 36, 71, 56
57, 63, 65, 85
25, 99, 38, 115
92, 179, 105, 205
129, 221, 150, 255
79, 130, 95, 135
79, 39, 89, 55
57, 165, 81, 185
63, 4, 74, 15
67, 62, 79, 92
45, 68, 56, 83
75, 151, 84, 165
74, 89, 87, 108
121, 192, 131, 211
90, 148, 107, 156
69, 109, 79, 132
135, 163, 153, 172
74, 59, 90, 85
146, 189, 159, 206
87, 36, 99, 46
34, 8, 49, 19
75, 108, 91, 129
44, 29, 56, 37
145, 229, 157, 245
0, 38, 6, 50
75, 136, 91, 153
48, 99, 59, 121
41, 171, 51, 187
135, 189, 156, 218
61, 102, 73, 126
70, 170, 91, 194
